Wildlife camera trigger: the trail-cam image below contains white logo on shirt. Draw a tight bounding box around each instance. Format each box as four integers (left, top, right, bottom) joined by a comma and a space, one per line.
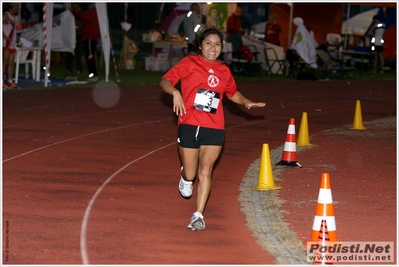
207, 69, 219, 88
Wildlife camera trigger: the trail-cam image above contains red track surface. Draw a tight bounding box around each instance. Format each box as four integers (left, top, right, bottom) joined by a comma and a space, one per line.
2, 80, 396, 265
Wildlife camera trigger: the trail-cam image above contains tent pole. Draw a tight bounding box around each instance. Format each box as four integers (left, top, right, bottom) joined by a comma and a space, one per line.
286, 3, 294, 76
157, 3, 164, 25
124, 3, 128, 36
287, 3, 293, 48
344, 4, 351, 50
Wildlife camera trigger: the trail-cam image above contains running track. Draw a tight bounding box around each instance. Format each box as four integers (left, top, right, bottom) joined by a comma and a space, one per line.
2, 80, 396, 264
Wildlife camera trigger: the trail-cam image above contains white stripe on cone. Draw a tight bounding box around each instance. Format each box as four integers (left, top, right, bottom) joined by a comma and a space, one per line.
283, 141, 297, 152
318, 188, 333, 203
312, 216, 336, 231
287, 124, 295, 134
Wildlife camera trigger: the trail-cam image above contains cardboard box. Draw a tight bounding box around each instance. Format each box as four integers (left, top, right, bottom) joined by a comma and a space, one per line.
145, 57, 157, 71
157, 53, 169, 60
145, 57, 169, 72
142, 32, 160, 43
156, 60, 170, 72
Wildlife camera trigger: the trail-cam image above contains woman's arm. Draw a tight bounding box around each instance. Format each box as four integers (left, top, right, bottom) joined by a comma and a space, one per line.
160, 78, 186, 116
228, 91, 266, 109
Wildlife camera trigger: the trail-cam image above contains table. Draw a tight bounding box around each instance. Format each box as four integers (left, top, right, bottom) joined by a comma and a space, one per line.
152, 41, 187, 69
341, 50, 377, 78
15, 46, 43, 83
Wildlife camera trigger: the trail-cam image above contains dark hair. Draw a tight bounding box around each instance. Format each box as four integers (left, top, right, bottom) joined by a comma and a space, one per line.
190, 3, 199, 10
373, 15, 380, 21
189, 27, 224, 55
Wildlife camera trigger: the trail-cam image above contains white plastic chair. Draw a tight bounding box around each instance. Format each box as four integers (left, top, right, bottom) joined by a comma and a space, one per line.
14, 47, 41, 83
326, 33, 342, 46
326, 33, 342, 60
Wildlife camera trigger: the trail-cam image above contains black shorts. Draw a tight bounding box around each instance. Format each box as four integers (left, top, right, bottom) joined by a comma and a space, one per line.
373, 45, 383, 53
177, 124, 225, 148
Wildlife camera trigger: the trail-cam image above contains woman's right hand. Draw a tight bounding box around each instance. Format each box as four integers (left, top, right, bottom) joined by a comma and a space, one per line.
160, 78, 186, 116
172, 90, 186, 116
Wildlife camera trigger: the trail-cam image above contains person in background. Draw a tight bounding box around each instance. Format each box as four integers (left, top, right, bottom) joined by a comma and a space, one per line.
227, 6, 244, 35
183, 3, 202, 53
159, 27, 266, 231
226, 6, 245, 52
64, 3, 83, 79
2, 3, 20, 89
264, 13, 282, 46
71, 3, 99, 82
367, 15, 386, 73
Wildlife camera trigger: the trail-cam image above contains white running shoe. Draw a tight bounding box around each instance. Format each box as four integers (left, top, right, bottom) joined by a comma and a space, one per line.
187, 211, 205, 231
179, 167, 193, 198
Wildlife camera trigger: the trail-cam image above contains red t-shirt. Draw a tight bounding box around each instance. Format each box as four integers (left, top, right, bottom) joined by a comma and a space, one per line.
162, 55, 237, 130
264, 22, 282, 45
227, 13, 242, 35
72, 7, 99, 41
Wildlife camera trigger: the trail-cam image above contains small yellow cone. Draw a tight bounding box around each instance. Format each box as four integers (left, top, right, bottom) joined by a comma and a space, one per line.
350, 100, 366, 130
252, 143, 281, 190
297, 112, 312, 146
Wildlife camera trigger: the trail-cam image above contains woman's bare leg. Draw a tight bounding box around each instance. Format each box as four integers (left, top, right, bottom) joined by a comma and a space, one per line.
179, 146, 199, 182
196, 145, 222, 214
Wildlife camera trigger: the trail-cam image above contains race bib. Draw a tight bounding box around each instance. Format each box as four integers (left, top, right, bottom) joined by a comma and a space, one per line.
194, 88, 220, 114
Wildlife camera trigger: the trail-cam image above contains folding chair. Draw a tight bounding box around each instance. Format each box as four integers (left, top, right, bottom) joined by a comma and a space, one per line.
224, 35, 243, 75
264, 47, 286, 75
325, 33, 342, 60
242, 45, 262, 77
316, 49, 353, 79
285, 49, 307, 78
224, 34, 261, 76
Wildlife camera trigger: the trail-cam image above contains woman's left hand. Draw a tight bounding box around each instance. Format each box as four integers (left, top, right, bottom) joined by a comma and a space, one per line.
245, 101, 266, 109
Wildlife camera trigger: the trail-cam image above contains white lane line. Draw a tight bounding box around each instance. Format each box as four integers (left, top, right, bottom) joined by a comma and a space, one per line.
2, 119, 172, 163
80, 142, 176, 265
3, 108, 139, 129
78, 118, 287, 264
4, 107, 351, 164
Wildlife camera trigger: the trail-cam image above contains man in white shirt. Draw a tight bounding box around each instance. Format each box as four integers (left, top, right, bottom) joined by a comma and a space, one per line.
183, 3, 201, 53
367, 15, 386, 73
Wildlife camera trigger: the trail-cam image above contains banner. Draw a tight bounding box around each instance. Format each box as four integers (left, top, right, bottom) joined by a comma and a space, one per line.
96, 3, 110, 82
290, 18, 319, 68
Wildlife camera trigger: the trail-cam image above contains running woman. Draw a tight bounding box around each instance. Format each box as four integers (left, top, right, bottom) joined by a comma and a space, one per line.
160, 27, 266, 231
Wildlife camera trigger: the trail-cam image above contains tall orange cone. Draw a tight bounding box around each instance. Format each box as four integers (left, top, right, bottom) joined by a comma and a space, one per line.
312, 220, 335, 265
276, 118, 301, 168
252, 143, 281, 190
297, 112, 312, 146
310, 173, 337, 242
350, 100, 366, 130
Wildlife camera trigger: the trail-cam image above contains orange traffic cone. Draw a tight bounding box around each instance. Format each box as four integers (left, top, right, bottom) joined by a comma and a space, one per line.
350, 100, 366, 130
315, 219, 331, 244
252, 143, 281, 190
310, 173, 337, 242
312, 220, 335, 265
297, 112, 312, 146
276, 118, 301, 168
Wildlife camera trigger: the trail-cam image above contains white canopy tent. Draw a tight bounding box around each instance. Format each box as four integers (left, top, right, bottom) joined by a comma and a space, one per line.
42, 3, 111, 87
342, 7, 379, 35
